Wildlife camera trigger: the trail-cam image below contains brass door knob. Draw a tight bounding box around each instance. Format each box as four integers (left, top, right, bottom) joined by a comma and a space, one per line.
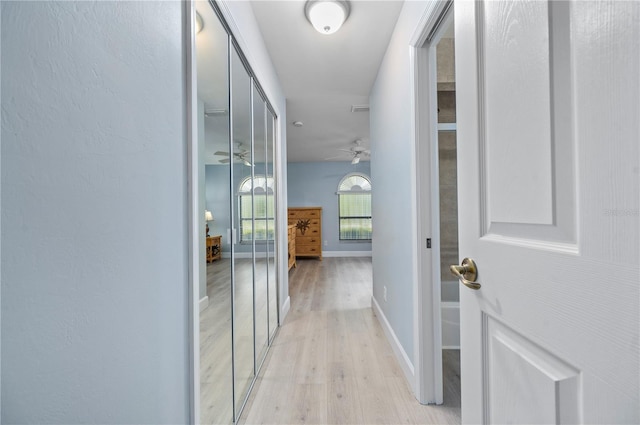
450, 258, 481, 290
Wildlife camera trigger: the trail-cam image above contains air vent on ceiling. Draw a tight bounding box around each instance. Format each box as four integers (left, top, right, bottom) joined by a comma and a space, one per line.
351, 105, 370, 113
204, 109, 228, 117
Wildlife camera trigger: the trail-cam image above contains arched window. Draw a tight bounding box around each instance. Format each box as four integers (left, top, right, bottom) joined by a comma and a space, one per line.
337, 173, 372, 240
239, 175, 275, 242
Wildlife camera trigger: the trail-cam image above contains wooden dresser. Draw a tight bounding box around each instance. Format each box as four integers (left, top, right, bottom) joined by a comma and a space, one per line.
287, 224, 297, 270
288, 207, 322, 260
206, 235, 222, 263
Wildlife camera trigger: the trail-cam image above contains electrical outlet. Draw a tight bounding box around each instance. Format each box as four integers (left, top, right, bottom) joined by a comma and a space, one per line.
383, 286, 387, 302
324, 240, 328, 246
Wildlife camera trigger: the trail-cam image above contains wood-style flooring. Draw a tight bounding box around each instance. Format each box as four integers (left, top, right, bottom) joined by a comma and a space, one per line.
240, 257, 461, 424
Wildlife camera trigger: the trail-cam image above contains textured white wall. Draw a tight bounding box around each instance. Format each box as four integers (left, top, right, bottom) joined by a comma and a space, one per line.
1, 1, 189, 422
369, 0, 433, 366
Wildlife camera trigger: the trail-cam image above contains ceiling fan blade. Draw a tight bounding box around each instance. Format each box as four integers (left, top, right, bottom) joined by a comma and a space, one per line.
214, 151, 230, 156
219, 158, 230, 163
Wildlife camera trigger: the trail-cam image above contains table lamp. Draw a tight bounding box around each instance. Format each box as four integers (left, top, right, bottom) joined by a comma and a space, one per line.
205, 210, 213, 237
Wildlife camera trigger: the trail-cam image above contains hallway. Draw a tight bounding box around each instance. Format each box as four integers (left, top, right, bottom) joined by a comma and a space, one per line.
241, 257, 460, 424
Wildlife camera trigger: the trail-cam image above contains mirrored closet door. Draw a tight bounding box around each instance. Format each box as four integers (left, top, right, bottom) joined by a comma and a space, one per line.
230, 42, 255, 417
266, 110, 278, 343
195, 1, 280, 423
196, 1, 233, 424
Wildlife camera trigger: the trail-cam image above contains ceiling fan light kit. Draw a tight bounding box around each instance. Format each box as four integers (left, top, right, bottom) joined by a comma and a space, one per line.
214, 143, 253, 166
305, 0, 350, 35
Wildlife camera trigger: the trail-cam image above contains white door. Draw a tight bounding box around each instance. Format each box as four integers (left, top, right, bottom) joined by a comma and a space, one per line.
455, 1, 639, 423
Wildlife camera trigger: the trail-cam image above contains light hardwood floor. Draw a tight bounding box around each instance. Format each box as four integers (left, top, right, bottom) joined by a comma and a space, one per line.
240, 257, 461, 425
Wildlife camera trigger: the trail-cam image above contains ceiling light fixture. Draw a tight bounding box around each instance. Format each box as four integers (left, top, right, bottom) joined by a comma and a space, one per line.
305, 0, 350, 35
293, 121, 304, 127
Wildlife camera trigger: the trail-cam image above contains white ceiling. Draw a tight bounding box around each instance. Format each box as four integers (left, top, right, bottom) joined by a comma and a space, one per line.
195, 1, 404, 164
251, 1, 404, 162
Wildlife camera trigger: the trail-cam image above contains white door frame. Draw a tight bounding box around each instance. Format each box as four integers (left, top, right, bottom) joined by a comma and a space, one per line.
185, 0, 200, 423
410, 0, 453, 405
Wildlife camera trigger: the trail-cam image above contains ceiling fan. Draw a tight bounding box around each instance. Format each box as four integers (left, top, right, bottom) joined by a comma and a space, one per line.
326, 139, 371, 164
214, 142, 253, 166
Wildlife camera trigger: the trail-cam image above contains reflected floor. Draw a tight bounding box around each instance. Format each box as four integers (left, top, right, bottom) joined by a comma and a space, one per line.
200, 257, 276, 425
200, 258, 233, 425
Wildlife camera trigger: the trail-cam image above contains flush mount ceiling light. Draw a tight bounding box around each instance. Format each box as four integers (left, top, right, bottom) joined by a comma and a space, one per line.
195, 12, 204, 34
305, 0, 350, 35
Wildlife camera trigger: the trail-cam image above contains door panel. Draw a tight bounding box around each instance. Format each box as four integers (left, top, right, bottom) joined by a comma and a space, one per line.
231, 43, 255, 416
485, 316, 581, 424
252, 82, 269, 367
456, 1, 639, 423
484, 0, 554, 226
480, 0, 575, 244
266, 110, 278, 342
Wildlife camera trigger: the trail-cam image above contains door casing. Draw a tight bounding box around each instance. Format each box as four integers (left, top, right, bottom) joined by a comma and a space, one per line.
409, 0, 454, 405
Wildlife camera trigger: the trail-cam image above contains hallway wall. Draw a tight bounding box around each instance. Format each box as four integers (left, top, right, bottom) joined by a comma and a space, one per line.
288, 161, 372, 254
369, 0, 435, 380
1, 1, 289, 422
0, 1, 288, 424
1, 1, 189, 422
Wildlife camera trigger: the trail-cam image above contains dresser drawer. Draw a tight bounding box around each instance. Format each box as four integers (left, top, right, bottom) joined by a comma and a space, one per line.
297, 236, 320, 246
288, 209, 321, 219
296, 245, 321, 255
288, 219, 320, 236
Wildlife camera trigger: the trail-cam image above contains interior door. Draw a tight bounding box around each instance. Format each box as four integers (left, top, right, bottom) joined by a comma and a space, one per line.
455, 1, 639, 423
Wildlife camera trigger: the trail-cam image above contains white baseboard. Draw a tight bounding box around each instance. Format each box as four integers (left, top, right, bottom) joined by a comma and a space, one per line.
280, 296, 290, 323
199, 296, 209, 312
371, 296, 415, 390
323, 251, 372, 258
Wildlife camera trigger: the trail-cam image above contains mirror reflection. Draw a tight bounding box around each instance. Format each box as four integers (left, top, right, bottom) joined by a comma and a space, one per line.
266, 110, 278, 342
196, 1, 232, 424
196, 2, 279, 422
253, 84, 270, 366
231, 44, 255, 415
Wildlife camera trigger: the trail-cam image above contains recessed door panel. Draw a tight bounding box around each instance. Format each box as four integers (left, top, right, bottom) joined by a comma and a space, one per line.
484, 0, 553, 226
480, 1, 575, 246
485, 316, 581, 424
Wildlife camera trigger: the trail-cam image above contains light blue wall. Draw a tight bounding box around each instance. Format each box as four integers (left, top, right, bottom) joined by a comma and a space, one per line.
288, 161, 372, 253
1, 1, 189, 422
369, 0, 434, 367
